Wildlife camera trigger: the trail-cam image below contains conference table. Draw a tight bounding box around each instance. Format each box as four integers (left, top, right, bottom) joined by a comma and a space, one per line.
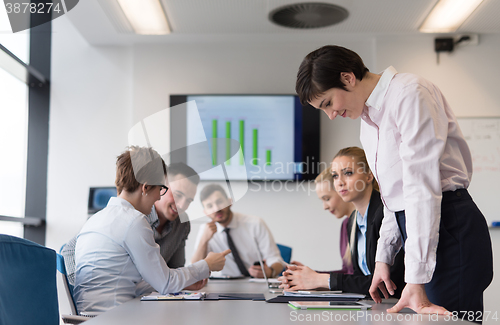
83, 279, 466, 325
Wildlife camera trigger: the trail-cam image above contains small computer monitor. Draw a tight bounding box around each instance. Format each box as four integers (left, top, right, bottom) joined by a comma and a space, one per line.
88, 187, 117, 214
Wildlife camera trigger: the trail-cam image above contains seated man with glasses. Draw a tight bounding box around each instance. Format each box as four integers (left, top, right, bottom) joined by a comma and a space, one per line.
74, 147, 230, 314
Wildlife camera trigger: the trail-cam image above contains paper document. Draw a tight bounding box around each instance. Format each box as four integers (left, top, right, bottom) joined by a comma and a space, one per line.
141, 292, 206, 301
289, 301, 372, 310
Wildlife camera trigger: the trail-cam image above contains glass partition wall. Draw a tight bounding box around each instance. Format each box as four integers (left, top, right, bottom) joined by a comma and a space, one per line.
0, 5, 50, 244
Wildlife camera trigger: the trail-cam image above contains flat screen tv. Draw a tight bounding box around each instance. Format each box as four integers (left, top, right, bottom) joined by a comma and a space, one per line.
170, 95, 320, 181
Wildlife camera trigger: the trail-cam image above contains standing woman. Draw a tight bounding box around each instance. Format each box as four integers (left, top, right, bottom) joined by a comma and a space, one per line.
295, 46, 493, 316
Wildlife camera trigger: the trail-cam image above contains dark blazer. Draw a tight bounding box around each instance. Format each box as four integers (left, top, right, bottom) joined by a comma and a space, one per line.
329, 190, 405, 298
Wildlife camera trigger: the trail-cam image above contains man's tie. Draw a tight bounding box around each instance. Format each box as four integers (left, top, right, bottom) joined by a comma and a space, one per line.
223, 228, 250, 277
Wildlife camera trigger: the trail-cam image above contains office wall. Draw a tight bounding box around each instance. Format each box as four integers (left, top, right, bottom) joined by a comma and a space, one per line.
48, 16, 133, 318
375, 34, 500, 117
48, 15, 500, 318
47, 17, 133, 248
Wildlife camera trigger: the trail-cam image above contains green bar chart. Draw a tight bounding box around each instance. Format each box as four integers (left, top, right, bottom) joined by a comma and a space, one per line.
239, 120, 245, 165
252, 129, 258, 165
225, 121, 231, 165
266, 149, 271, 166
209, 119, 269, 167
186, 95, 296, 180
212, 120, 217, 166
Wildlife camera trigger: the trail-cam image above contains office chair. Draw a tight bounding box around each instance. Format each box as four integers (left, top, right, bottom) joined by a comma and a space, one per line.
56, 252, 93, 324
0, 234, 59, 325
57, 253, 78, 314
276, 243, 292, 264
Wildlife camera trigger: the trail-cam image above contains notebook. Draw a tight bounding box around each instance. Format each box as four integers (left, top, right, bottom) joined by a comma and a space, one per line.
289, 301, 372, 310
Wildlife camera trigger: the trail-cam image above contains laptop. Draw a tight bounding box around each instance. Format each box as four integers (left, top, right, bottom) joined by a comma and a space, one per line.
253, 238, 281, 292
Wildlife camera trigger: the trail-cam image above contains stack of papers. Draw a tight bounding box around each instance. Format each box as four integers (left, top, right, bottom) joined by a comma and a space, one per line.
141, 292, 206, 301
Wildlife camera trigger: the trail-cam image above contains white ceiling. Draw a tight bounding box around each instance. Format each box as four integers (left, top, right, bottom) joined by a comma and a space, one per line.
65, 0, 500, 45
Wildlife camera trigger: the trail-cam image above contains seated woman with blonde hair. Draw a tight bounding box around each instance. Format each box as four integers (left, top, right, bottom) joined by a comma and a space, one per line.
280, 147, 404, 297
292, 167, 355, 274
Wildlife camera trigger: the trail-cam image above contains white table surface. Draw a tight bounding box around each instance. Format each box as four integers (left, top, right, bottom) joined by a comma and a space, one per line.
83, 279, 467, 325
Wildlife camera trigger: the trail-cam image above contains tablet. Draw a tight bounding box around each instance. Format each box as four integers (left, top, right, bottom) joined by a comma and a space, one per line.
289, 301, 372, 310
209, 275, 246, 280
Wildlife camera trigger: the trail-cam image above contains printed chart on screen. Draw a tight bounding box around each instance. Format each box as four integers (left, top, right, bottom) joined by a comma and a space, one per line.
186, 95, 295, 180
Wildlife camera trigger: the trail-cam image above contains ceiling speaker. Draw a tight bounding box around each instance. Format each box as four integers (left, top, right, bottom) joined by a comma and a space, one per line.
269, 2, 349, 29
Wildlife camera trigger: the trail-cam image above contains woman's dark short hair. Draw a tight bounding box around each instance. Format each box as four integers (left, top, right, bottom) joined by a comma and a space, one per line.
296, 45, 369, 105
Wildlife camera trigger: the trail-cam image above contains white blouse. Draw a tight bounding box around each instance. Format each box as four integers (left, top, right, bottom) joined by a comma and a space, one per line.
361, 66, 472, 284
75, 197, 209, 313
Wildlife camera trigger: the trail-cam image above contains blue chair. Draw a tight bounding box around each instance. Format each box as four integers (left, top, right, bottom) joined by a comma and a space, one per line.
0, 234, 59, 325
57, 253, 78, 315
276, 243, 292, 264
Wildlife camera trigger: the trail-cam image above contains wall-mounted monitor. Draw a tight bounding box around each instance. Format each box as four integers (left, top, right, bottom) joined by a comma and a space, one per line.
170, 95, 320, 181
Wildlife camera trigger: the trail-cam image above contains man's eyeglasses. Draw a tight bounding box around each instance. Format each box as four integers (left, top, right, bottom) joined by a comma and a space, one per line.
160, 185, 169, 196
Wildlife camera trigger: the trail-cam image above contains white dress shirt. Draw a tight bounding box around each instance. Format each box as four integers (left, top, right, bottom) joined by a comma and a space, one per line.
361, 66, 472, 284
356, 206, 370, 276
74, 197, 209, 313
194, 212, 285, 277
